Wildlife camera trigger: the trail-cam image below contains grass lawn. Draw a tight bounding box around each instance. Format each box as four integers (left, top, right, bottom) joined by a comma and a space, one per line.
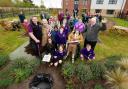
95, 31, 128, 60
107, 17, 128, 27
0, 28, 27, 55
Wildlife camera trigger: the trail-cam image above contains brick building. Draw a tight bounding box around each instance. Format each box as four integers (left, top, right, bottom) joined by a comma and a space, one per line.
62, 0, 91, 15
123, 0, 128, 14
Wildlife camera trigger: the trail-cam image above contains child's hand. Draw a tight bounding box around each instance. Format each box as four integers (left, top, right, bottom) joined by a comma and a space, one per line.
54, 56, 57, 59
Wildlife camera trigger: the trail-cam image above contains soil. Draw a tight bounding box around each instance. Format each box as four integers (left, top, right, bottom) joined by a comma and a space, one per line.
71, 76, 110, 89
6, 63, 66, 89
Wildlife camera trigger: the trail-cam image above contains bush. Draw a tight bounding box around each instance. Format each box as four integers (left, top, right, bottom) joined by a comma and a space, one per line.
104, 56, 121, 70
62, 62, 75, 78
0, 58, 40, 88
0, 77, 14, 88
105, 67, 128, 89
90, 61, 106, 79
14, 68, 32, 83
12, 58, 40, 83
0, 55, 9, 67
76, 62, 93, 83
94, 84, 105, 89
66, 80, 73, 89
117, 57, 128, 70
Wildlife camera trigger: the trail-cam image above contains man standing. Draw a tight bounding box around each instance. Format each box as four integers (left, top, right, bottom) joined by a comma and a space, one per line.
84, 17, 107, 50
18, 11, 25, 23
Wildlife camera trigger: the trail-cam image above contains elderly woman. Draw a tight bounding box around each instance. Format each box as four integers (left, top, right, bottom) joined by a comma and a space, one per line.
28, 16, 42, 56
42, 19, 52, 47
66, 30, 83, 63
84, 17, 107, 50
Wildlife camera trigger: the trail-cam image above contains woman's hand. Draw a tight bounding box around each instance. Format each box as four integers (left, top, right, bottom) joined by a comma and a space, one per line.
35, 39, 40, 43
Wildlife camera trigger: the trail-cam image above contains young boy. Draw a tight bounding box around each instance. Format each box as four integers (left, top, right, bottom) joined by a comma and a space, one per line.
80, 44, 95, 61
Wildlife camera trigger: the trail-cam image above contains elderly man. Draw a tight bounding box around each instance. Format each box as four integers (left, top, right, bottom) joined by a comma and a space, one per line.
84, 17, 107, 50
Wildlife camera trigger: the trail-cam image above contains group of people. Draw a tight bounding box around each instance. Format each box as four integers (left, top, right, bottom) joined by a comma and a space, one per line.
19, 10, 107, 67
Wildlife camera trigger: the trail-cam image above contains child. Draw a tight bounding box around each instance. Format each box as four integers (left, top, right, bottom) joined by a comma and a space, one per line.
50, 45, 66, 67
56, 27, 67, 46
50, 25, 59, 49
80, 44, 95, 61
43, 38, 55, 55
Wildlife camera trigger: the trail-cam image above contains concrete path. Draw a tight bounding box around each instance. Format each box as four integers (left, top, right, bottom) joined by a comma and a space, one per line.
9, 41, 36, 60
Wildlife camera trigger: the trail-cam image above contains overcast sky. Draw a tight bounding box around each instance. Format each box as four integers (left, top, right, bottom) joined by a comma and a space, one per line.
32, 0, 62, 8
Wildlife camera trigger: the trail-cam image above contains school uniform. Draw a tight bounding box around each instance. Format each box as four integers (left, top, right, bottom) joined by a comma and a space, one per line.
51, 50, 66, 63
80, 48, 95, 60
56, 32, 67, 45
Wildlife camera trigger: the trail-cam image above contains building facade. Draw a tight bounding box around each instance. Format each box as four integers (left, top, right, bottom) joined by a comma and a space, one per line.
90, 0, 126, 16
123, 0, 128, 14
63, 0, 91, 15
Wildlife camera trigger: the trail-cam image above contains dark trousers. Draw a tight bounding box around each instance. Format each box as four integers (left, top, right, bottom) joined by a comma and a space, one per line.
84, 39, 97, 50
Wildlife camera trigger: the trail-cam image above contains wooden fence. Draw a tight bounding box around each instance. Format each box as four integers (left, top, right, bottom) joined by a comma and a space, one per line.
0, 7, 47, 19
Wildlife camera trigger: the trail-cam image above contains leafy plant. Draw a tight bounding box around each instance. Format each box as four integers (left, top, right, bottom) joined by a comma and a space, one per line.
105, 67, 128, 89
12, 58, 28, 69
0, 58, 40, 88
0, 55, 9, 67
90, 61, 106, 79
117, 57, 128, 70
104, 56, 121, 70
76, 62, 93, 83
66, 80, 73, 89
94, 84, 105, 89
62, 62, 75, 78
14, 68, 31, 83
0, 77, 14, 88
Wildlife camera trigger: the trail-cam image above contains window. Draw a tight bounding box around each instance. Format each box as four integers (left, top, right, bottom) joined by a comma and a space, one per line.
108, 0, 117, 4
107, 10, 115, 14
83, 0, 87, 5
96, 0, 104, 4
95, 9, 102, 13
74, 0, 79, 4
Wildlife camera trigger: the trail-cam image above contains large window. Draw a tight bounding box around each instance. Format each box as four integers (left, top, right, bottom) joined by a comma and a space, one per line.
108, 0, 117, 4
107, 10, 115, 14
96, 0, 104, 4
95, 9, 102, 13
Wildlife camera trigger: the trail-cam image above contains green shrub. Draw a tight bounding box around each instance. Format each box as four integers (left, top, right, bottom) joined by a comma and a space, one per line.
76, 62, 93, 83
0, 55, 9, 67
66, 80, 73, 89
12, 58, 28, 69
94, 84, 105, 89
14, 68, 32, 83
0, 77, 14, 88
0, 58, 40, 88
104, 56, 121, 70
90, 61, 106, 79
62, 62, 75, 78
12, 58, 40, 83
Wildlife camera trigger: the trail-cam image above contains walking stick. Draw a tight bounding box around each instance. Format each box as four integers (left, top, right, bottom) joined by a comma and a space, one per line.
37, 43, 42, 63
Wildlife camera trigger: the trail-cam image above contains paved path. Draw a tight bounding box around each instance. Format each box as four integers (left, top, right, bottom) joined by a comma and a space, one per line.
9, 41, 36, 60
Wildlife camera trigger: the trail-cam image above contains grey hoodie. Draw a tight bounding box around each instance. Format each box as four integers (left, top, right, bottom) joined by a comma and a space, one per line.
85, 23, 106, 41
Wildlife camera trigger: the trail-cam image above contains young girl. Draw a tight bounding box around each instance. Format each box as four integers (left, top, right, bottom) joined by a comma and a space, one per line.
80, 44, 95, 61
56, 27, 67, 46
66, 30, 83, 63
50, 45, 66, 67
50, 25, 59, 49
43, 38, 55, 55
